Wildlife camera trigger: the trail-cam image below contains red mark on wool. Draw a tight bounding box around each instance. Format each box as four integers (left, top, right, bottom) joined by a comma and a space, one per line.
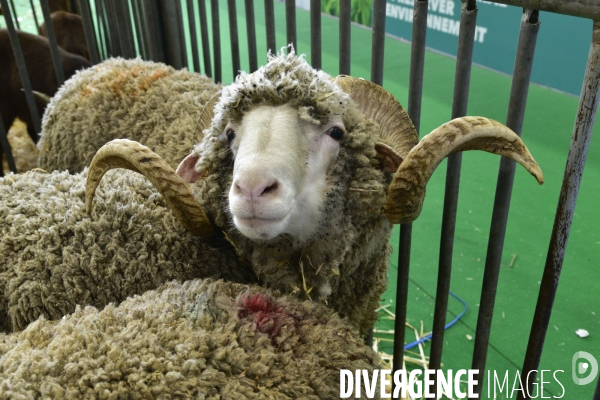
237, 292, 295, 338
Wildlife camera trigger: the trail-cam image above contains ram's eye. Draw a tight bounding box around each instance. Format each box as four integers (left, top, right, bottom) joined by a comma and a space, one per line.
326, 126, 345, 141
226, 129, 236, 142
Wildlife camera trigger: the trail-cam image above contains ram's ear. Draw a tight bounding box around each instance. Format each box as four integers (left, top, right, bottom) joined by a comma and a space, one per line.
176, 153, 202, 183
375, 142, 403, 173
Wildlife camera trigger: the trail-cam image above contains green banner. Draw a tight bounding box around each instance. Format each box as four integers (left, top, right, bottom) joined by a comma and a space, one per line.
384, 0, 592, 96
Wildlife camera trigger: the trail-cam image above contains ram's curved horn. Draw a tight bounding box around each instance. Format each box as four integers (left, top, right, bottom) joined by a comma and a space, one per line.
384, 117, 544, 224
86, 139, 215, 237
196, 91, 222, 138
334, 75, 418, 159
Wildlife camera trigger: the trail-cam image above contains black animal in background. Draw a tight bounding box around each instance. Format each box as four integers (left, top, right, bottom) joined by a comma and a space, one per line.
38, 11, 89, 60
0, 29, 91, 175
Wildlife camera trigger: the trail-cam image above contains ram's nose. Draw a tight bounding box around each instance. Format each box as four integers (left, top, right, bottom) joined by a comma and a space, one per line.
233, 177, 280, 199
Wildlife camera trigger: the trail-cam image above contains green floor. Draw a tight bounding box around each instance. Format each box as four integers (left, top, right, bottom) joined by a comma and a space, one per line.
5, 1, 599, 398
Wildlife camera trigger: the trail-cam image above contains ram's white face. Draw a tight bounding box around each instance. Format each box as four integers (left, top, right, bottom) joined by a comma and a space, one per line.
225, 104, 346, 241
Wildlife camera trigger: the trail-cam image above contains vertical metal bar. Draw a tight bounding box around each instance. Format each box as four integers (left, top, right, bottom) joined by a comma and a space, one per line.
227, 0, 240, 79
339, 0, 351, 75
429, 0, 478, 381
142, 0, 166, 63
264, 0, 276, 54
310, 0, 320, 69
186, 0, 200, 72
594, 376, 600, 400
158, 0, 183, 68
392, 0, 428, 388
474, 9, 540, 398
8, 0, 19, 30
40, 0, 66, 85
95, 0, 110, 57
408, 0, 428, 134
77, 0, 101, 64
198, 0, 212, 77
285, 0, 296, 51
28, 0, 39, 28
210, 0, 221, 82
0, 0, 42, 135
391, 223, 412, 375
174, 0, 188, 68
118, 0, 137, 58
131, 0, 149, 59
370, 0, 386, 85
244, 0, 257, 72
104, 0, 122, 56
0, 115, 17, 174
517, 20, 600, 400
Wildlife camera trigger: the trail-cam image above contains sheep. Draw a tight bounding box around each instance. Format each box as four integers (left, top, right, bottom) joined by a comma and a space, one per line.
38, 57, 222, 173
0, 51, 543, 338
0, 166, 256, 333
38, 11, 89, 60
0, 28, 91, 175
0, 279, 380, 399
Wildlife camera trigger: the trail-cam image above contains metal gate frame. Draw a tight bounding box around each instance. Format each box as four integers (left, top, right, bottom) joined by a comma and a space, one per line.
2, 1, 599, 398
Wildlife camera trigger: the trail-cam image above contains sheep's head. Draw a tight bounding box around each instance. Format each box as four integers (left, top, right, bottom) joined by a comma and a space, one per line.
86, 50, 544, 243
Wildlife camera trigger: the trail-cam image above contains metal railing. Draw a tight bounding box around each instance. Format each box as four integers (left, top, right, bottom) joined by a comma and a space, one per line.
2, 1, 598, 398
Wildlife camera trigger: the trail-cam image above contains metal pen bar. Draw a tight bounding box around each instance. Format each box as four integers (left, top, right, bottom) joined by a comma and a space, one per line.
28, 0, 39, 28
227, 0, 240, 79
392, 224, 412, 378
339, 0, 351, 75
40, 0, 66, 85
8, 0, 19, 30
95, 0, 110, 57
310, 0, 320, 69
370, 0, 386, 85
118, 0, 136, 58
131, 0, 148, 59
408, 0, 428, 134
474, 10, 540, 397
0, 114, 17, 174
264, 0, 276, 54
186, 0, 200, 72
428, 0, 478, 381
489, 0, 599, 20
104, 0, 121, 56
392, 0, 428, 385
77, 0, 100, 64
198, 0, 212, 77
244, 0, 257, 72
142, 0, 167, 63
210, 0, 221, 82
517, 20, 600, 400
0, 0, 42, 135
285, 0, 296, 51
175, 0, 188, 68
158, 0, 183, 68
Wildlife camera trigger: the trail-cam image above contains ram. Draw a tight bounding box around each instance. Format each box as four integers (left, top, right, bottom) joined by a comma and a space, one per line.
0, 28, 90, 175
0, 51, 543, 339
38, 57, 222, 173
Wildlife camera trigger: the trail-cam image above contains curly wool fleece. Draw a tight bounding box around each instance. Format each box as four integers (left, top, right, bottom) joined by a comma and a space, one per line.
0, 169, 255, 333
192, 49, 394, 337
38, 57, 221, 173
0, 279, 380, 399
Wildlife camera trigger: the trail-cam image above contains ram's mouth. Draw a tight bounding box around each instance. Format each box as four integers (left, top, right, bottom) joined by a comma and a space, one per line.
233, 214, 291, 240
